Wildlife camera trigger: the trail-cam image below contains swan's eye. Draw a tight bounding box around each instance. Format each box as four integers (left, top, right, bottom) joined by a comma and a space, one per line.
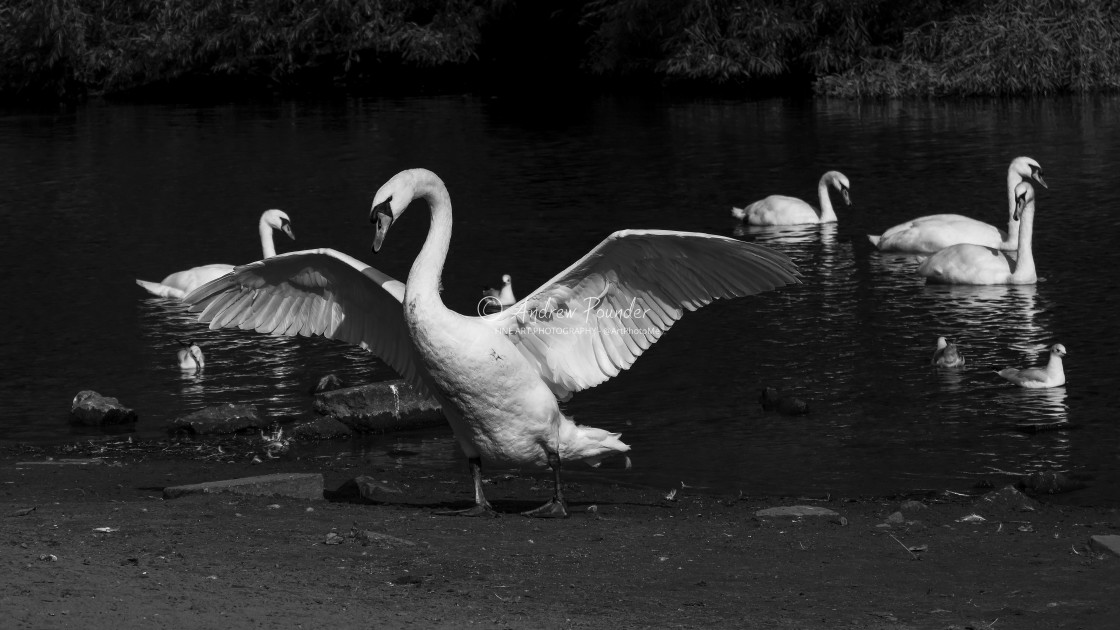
371, 198, 393, 223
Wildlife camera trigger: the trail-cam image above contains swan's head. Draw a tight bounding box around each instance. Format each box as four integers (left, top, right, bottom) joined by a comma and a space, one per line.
501, 274, 512, 285
1013, 181, 1035, 220
262, 209, 295, 240
1050, 343, 1067, 358
1010, 157, 1047, 190
935, 336, 949, 350
369, 169, 437, 252
825, 171, 851, 206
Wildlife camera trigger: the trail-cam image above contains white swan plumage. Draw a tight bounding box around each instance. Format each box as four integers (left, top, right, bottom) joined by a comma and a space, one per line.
185, 168, 800, 517
177, 340, 204, 372
731, 171, 850, 226
931, 336, 965, 368
869, 157, 1046, 254
480, 273, 516, 314
998, 344, 1067, 388
136, 209, 295, 299
917, 182, 1039, 285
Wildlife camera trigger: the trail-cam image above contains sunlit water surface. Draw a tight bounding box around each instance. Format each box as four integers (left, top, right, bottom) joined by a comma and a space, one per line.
2, 95, 1118, 503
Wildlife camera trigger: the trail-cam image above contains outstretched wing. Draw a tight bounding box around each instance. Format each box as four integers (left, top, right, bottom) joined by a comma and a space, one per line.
488, 230, 800, 401
183, 248, 431, 397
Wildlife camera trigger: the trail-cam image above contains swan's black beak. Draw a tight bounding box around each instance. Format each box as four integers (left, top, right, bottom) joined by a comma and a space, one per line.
281, 218, 295, 240
841, 187, 851, 206
371, 199, 394, 253
1032, 171, 1048, 189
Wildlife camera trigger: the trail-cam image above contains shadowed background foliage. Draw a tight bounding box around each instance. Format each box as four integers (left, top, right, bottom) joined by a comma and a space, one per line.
2, 0, 1119, 102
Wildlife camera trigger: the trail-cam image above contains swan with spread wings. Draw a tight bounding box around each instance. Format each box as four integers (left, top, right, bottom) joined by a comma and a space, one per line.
185, 168, 800, 517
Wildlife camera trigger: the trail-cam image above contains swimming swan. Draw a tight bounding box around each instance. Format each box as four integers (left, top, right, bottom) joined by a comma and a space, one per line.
177, 340, 204, 372
731, 171, 850, 226
136, 209, 295, 299
480, 274, 516, 314
869, 157, 1046, 254
931, 337, 965, 368
917, 182, 1038, 285
185, 168, 800, 518
998, 344, 1067, 388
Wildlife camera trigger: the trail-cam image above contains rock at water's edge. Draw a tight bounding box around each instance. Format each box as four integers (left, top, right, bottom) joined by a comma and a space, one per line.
167, 403, 265, 436
313, 380, 443, 433
70, 391, 138, 426
309, 373, 346, 395
1019, 471, 1087, 495
290, 416, 354, 440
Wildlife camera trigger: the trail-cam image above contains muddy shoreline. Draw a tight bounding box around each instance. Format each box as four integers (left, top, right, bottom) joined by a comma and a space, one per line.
2, 438, 1119, 629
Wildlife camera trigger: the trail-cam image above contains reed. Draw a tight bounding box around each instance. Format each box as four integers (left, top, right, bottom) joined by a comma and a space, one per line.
816, 0, 1120, 97
4, 0, 1118, 102
0, 0, 502, 102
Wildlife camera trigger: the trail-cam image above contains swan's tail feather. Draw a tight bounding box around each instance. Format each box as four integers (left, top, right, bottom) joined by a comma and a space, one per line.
136, 279, 185, 299
731, 206, 747, 221
867, 234, 881, 247
559, 417, 631, 468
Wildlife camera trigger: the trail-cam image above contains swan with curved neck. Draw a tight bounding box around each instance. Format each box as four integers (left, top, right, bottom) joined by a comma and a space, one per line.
136, 209, 295, 300
999, 344, 1067, 388
917, 182, 1038, 285
187, 168, 800, 518
869, 157, 1046, 254
732, 171, 850, 226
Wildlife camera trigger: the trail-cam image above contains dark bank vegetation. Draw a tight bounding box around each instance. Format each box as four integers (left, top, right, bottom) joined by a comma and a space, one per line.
2, 0, 1119, 103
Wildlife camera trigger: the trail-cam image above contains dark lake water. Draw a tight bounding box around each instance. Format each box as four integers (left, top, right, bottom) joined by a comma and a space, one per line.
2, 94, 1119, 504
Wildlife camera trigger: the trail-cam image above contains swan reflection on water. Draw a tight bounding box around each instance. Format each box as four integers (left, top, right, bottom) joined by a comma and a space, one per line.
918, 283, 1047, 359
734, 223, 847, 275
734, 221, 835, 245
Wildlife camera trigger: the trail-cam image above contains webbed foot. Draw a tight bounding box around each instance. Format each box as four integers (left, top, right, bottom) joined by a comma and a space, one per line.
437, 504, 499, 518
522, 498, 568, 519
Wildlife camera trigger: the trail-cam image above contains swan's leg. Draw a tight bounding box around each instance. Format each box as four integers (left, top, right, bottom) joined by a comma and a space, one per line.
523, 451, 569, 518
437, 457, 498, 517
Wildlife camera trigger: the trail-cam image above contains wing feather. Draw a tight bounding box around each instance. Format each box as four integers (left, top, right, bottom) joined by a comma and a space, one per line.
184, 248, 432, 398
489, 230, 799, 400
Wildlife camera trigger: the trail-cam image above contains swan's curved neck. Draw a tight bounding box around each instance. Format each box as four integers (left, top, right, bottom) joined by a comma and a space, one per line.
1011, 199, 1036, 282
405, 182, 453, 309
816, 178, 837, 223
1047, 353, 1064, 374
1004, 169, 1023, 248
259, 217, 278, 258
